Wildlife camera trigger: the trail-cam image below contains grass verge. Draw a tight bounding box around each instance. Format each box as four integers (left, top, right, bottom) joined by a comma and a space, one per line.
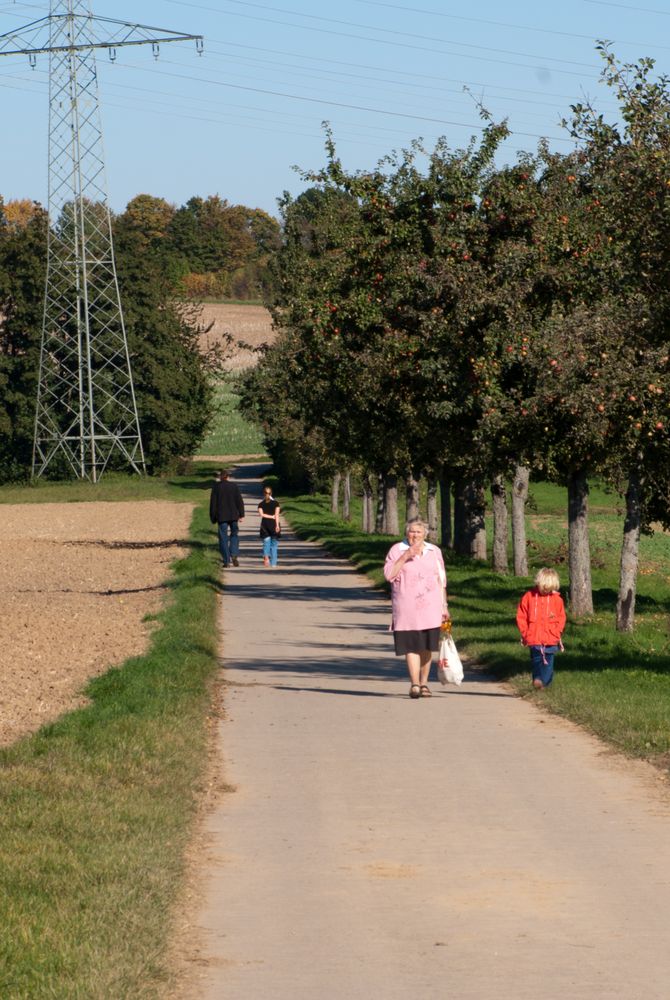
282, 485, 670, 768
199, 377, 267, 458
0, 469, 222, 998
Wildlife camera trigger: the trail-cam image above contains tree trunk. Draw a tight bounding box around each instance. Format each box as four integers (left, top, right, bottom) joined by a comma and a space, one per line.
439, 477, 452, 549
491, 475, 508, 574
454, 477, 487, 560
427, 477, 438, 543
616, 469, 643, 632
568, 469, 593, 617
383, 473, 399, 536
375, 473, 385, 534
331, 472, 341, 516
511, 465, 529, 577
342, 470, 351, 522
453, 477, 465, 553
362, 473, 374, 533
471, 481, 488, 561
405, 475, 420, 523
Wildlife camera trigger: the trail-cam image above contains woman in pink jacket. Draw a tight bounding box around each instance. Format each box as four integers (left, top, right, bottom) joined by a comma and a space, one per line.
384, 518, 449, 699
516, 567, 566, 689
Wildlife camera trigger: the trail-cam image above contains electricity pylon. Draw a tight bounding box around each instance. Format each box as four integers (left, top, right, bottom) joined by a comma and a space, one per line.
0, 2, 203, 481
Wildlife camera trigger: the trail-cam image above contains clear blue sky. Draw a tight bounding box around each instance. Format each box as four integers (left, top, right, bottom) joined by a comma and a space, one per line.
0, 0, 669, 219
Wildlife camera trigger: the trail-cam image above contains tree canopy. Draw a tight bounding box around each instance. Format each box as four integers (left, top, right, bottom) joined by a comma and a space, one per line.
242, 50, 670, 628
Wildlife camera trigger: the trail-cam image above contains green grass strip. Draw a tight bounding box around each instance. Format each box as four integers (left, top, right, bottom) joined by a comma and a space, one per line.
282, 490, 670, 767
198, 378, 268, 457
0, 497, 222, 999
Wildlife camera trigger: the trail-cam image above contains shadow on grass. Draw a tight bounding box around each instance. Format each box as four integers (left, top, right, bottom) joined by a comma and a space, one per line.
168, 478, 214, 493
459, 636, 670, 685
283, 494, 670, 685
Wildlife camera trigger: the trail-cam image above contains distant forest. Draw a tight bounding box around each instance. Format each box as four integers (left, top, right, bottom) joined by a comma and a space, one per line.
4, 193, 281, 302
115, 193, 281, 301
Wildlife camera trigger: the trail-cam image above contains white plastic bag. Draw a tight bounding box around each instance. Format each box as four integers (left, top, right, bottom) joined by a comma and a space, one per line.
437, 633, 464, 686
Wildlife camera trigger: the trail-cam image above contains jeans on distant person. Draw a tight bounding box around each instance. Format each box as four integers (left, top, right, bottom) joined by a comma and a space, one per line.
217, 519, 239, 565
529, 644, 559, 687
262, 535, 279, 567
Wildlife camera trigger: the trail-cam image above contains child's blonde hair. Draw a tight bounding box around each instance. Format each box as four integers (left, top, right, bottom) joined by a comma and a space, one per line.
535, 567, 560, 595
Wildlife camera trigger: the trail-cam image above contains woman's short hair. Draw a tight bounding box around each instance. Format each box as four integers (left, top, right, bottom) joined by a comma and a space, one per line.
535, 567, 560, 594
405, 517, 428, 536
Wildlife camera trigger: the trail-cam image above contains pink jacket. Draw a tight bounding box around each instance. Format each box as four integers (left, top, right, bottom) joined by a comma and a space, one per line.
384, 541, 446, 632
516, 588, 566, 647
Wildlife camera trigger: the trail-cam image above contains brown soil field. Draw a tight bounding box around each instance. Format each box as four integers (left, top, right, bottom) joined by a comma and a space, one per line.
196, 303, 275, 370
0, 500, 194, 748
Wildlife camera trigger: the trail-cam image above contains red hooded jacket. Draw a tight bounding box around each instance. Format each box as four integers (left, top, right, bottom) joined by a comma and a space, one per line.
516, 588, 566, 647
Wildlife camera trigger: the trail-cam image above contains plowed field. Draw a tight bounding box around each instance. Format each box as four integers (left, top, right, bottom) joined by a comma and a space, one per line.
0, 500, 194, 747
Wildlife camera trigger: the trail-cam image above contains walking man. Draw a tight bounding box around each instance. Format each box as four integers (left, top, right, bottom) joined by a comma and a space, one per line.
210, 469, 245, 567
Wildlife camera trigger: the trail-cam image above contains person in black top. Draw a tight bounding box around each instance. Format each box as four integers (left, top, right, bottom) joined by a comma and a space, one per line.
209, 469, 245, 567
257, 485, 281, 567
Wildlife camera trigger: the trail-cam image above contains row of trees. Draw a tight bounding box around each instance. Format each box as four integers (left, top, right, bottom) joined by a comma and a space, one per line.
241, 49, 670, 632
0, 198, 223, 479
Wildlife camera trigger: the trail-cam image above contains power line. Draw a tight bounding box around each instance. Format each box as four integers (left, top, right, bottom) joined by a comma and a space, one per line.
95, 55, 573, 152
0, 42, 577, 146
207, 42, 624, 117
585, 0, 670, 13
0, 1, 47, 11
127, 36, 609, 132
216, 0, 597, 69
1, 0, 616, 213
203, 42, 571, 111
209, 38, 618, 107
99, 73, 450, 142
117, 55, 576, 143
162, 0, 600, 78
355, 0, 670, 53
173, 46, 569, 128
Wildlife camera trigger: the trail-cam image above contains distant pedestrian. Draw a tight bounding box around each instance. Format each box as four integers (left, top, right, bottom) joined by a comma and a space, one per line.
257, 485, 281, 567
210, 469, 245, 568
384, 518, 449, 699
516, 567, 566, 689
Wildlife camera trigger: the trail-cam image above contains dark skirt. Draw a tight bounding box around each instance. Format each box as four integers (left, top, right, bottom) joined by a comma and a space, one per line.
393, 626, 441, 656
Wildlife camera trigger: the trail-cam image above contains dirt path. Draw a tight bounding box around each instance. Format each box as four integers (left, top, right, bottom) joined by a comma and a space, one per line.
181, 466, 670, 999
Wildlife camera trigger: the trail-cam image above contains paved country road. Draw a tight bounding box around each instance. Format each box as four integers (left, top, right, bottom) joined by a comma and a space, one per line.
182, 464, 670, 1000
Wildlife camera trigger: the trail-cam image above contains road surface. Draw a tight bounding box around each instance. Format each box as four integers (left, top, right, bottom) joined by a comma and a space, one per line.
184, 463, 670, 1000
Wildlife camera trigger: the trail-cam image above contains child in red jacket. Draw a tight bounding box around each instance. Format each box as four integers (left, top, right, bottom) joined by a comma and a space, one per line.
516, 567, 566, 689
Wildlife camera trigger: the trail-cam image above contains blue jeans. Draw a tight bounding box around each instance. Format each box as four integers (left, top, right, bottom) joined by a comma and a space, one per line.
217, 520, 239, 565
530, 645, 559, 687
262, 535, 278, 566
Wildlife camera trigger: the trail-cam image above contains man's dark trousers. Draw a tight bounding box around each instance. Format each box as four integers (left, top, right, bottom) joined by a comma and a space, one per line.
217, 520, 239, 566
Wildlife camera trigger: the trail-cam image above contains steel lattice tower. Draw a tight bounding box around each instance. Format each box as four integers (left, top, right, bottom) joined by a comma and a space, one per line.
0, 2, 202, 481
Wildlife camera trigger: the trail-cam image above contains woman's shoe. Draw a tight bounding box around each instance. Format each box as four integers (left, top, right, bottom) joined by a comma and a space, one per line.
419, 685, 432, 697
409, 684, 421, 699
263, 556, 270, 567
532, 678, 544, 689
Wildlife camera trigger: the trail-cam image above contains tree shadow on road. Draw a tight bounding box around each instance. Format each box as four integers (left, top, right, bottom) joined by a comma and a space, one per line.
265, 682, 514, 700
